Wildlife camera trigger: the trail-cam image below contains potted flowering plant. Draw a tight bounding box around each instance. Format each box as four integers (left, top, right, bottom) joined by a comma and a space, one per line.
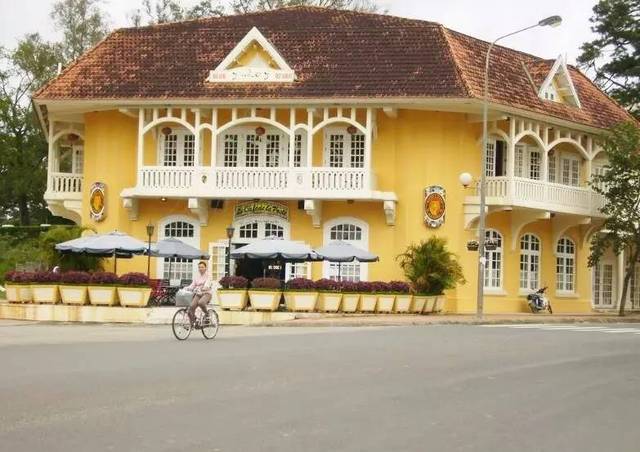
373, 281, 395, 313
315, 278, 342, 312
284, 278, 318, 312
357, 281, 377, 313
248, 277, 282, 311
3, 271, 20, 302
117, 272, 152, 307
217, 276, 249, 310
88, 272, 120, 306
31, 271, 61, 304
339, 281, 360, 312
60, 271, 91, 305
389, 281, 412, 313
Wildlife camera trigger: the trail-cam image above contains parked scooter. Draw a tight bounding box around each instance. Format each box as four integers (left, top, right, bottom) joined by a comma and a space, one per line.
527, 287, 552, 314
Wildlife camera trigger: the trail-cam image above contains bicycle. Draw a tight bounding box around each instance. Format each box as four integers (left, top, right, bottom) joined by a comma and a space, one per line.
172, 306, 220, 341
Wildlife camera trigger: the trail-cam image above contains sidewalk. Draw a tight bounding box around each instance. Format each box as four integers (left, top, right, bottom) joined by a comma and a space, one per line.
260, 312, 640, 327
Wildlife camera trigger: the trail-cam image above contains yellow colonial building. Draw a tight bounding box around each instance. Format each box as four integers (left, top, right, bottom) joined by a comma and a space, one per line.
33, 7, 635, 313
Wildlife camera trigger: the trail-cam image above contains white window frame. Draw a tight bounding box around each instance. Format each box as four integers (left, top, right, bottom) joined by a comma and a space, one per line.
556, 237, 576, 294
484, 138, 507, 177
156, 215, 200, 284
323, 127, 366, 168
593, 259, 615, 307
157, 128, 196, 167
217, 126, 306, 168
514, 144, 542, 180
322, 217, 369, 281
519, 234, 541, 292
484, 229, 503, 291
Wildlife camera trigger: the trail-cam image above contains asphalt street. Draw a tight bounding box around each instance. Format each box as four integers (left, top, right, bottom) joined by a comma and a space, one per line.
1, 321, 639, 452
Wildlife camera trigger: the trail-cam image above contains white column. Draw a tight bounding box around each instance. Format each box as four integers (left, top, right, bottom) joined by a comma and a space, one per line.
288, 108, 296, 168
508, 118, 516, 199
210, 108, 218, 167
617, 250, 625, 309
47, 120, 55, 191
306, 108, 314, 168
364, 108, 373, 188
193, 109, 201, 166
137, 109, 144, 185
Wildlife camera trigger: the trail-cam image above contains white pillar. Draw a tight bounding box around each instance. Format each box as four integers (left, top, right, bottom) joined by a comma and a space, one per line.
193, 109, 201, 166
306, 108, 314, 168
137, 109, 144, 185
288, 108, 296, 168
364, 108, 373, 188
508, 117, 516, 198
47, 120, 55, 190
210, 108, 218, 167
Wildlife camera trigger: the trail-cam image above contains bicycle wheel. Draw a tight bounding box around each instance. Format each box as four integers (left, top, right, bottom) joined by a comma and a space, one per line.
201, 308, 220, 340
172, 308, 192, 341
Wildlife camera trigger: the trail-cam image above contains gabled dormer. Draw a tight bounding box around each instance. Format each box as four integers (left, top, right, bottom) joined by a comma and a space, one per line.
538, 55, 581, 108
206, 27, 296, 83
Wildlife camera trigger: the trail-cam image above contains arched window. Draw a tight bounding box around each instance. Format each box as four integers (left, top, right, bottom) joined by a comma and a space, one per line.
237, 220, 286, 241
158, 216, 200, 283
520, 234, 540, 291
323, 218, 369, 282
556, 237, 576, 292
484, 229, 503, 289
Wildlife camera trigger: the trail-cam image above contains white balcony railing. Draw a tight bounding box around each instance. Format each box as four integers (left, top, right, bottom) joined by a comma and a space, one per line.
49, 172, 83, 194
128, 166, 373, 200
482, 176, 605, 216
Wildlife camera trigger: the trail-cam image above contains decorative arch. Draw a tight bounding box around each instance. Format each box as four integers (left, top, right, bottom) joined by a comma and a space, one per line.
514, 131, 545, 151
156, 214, 201, 282
312, 118, 366, 136
52, 128, 85, 145
232, 214, 291, 242
213, 117, 292, 136
547, 138, 589, 160
158, 214, 200, 243
142, 118, 195, 135
322, 216, 370, 281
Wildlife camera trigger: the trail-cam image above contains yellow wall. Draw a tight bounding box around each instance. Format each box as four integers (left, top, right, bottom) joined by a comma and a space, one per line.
81, 109, 594, 314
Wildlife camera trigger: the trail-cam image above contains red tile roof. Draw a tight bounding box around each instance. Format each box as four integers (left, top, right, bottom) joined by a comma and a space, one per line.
34, 6, 633, 130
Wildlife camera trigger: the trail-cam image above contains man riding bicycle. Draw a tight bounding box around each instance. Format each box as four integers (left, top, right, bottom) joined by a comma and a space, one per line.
185, 261, 213, 327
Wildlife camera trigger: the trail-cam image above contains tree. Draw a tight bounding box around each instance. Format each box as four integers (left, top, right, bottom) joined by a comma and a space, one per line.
589, 121, 640, 315
130, 0, 225, 26
0, 34, 62, 225
51, 0, 109, 62
578, 0, 640, 119
230, 0, 380, 14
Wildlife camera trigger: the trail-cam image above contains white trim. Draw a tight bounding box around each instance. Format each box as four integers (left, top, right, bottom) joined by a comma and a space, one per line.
519, 233, 541, 291
323, 126, 366, 168
156, 128, 196, 167
322, 217, 370, 281
232, 214, 291, 242
555, 236, 576, 294
207, 27, 296, 83
538, 55, 582, 108
156, 215, 201, 282
484, 229, 504, 290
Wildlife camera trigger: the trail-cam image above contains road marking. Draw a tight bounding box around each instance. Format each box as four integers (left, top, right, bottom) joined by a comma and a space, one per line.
480, 324, 640, 336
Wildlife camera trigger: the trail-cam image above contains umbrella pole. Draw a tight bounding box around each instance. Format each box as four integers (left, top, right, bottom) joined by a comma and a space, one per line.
338, 262, 342, 282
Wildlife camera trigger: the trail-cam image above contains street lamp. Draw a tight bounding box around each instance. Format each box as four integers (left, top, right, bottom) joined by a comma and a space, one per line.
476, 15, 561, 319
146, 222, 155, 278
226, 225, 235, 277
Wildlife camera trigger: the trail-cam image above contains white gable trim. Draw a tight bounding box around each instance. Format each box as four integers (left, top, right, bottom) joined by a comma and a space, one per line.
207, 27, 295, 83
538, 55, 581, 108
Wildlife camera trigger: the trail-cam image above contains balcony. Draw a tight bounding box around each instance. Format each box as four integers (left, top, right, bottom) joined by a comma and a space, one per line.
472, 176, 605, 217
44, 172, 83, 224
123, 166, 381, 200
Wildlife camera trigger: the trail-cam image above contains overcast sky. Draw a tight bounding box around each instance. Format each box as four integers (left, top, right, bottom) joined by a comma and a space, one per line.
0, 0, 598, 64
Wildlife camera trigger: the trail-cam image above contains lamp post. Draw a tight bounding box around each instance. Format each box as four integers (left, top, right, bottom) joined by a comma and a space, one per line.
146, 222, 155, 278
476, 15, 561, 319
226, 226, 235, 277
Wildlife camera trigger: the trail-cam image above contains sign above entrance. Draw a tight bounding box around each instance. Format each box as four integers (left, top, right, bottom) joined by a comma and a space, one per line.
234, 201, 289, 221
424, 185, 445, 228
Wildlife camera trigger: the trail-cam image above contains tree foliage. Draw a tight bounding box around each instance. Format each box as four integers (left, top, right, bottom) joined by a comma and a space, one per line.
589, 121, 640, 315
578, 0, 640, 119
130, 0, 225, 25
230, 0, 379, 13
396, 236, 466, 296
51, 0, 109, 62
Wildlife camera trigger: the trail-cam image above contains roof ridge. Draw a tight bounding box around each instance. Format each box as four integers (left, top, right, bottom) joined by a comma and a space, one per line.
440, 26, 473, 98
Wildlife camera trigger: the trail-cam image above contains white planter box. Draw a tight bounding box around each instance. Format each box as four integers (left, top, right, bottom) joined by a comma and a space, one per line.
393, 295, 413, 313
376, 295, 395, 313
217, 290, 248, 310
249, 291, 281, 311
341, 294, 360, 312
434, 295, 446, 313
117, 287, 151, 307
316, 293, 342, 312
31, 285, 59, 304
359, 294, 377, 312
18, 285, 33, 303
60, 286, 88, 305
5, 285, 19, 303
411, 296, 428, 313
422, 296, 437, 314
88, 286, 118, 306
284, 291, 319, 312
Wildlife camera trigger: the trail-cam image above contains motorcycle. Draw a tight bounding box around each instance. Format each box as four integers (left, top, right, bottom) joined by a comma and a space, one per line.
527, 287, 552, 314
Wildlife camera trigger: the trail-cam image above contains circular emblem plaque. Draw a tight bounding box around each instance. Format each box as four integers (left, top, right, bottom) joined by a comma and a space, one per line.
89, 182, 106, 222
424, 186, 446, 228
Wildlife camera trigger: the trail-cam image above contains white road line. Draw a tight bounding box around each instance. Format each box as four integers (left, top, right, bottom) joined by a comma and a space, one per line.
479, 324, 640, 335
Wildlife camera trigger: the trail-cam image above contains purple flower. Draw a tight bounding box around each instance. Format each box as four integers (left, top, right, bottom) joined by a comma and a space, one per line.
118, 272, 150, 287
89, 272, 119, 285
32, 271, 62, 284
251, 277, 281, 290
219, 276, 249, 289
286, 278, 316, 291
61, 271, 91, 284
315, 278, 341, 292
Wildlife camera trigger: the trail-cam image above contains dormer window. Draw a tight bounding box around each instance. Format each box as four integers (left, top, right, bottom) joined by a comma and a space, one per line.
538, 55, 581, 108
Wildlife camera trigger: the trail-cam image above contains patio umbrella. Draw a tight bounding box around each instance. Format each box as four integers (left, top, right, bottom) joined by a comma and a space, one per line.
149, 238, 210, 282
230, 237, 320, 261
55, 230, 148, 272
315, 241, 379, 281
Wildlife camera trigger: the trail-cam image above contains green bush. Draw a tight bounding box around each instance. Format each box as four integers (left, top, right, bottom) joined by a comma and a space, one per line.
396, 237, 466, 296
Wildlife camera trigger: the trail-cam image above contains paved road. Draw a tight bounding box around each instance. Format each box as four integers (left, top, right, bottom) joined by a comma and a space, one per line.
1, 321, 639, 452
